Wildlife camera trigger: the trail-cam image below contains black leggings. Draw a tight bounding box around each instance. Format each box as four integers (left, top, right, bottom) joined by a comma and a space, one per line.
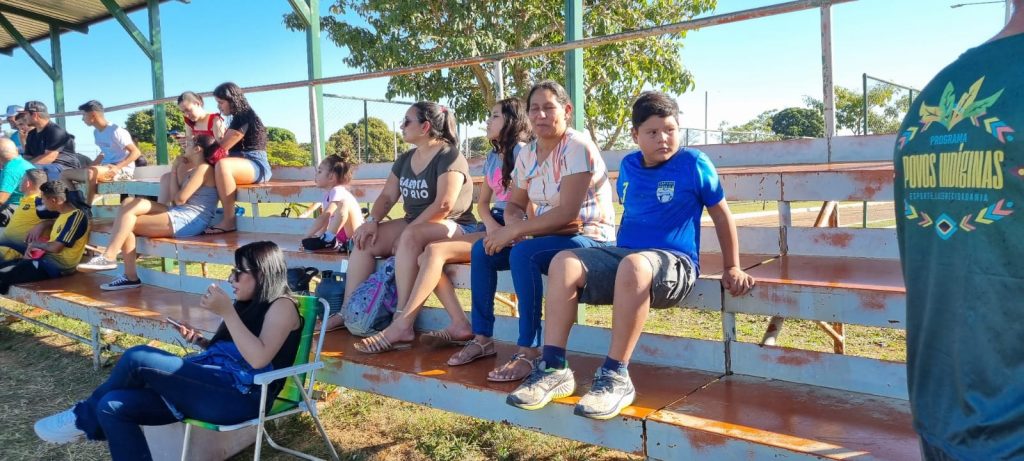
0, 258, 57, 294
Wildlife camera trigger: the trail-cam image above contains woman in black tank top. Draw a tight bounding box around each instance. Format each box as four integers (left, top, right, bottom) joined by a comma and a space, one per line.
33, 242, 303, 461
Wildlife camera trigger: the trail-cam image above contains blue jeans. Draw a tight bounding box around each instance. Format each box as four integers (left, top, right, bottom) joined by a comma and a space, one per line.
470, 235, 609, 347
73, 345, 262, 461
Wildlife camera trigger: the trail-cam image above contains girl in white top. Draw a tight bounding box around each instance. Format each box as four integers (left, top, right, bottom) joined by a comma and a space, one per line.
301, 154, 363, 252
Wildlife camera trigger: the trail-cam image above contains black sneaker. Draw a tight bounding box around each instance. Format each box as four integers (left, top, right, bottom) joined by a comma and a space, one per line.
100, 275, 142, 291
301, 236, 340, 252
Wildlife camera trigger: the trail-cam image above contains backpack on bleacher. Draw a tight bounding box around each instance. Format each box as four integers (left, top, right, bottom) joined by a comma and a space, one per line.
343, 257, 397, 337
287, 267, 320, 296
314, 269, 346, 318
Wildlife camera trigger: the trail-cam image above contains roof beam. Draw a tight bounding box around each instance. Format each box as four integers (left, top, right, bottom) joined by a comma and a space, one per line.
288, 0, 312, 27
99, 0, 155, 59
0, 12, 56, 79
0, 4, 89, 33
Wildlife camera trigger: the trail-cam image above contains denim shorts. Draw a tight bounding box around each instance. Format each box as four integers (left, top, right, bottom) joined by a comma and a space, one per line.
465, 207, 505, 233
572, 247, 696, 308
232, 150, 272, 183
168, 205, 215, 237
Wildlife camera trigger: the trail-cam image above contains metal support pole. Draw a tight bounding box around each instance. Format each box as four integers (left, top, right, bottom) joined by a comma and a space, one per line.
704, 91, 709, 144
49, 26, 65, 128
821, 3, 836, 163
862, 72, 868, 136
565, 0, 585, 131
148, 0, 167, 164
302, 0, 326, 161
363, 99, 370, 162
308, 86, 323, 164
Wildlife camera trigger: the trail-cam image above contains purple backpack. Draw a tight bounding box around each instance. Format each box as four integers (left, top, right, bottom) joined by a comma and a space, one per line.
343, 257, 397, 337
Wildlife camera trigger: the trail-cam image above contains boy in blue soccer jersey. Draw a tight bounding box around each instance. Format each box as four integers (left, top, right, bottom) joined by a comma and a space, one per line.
507, 91, 755, 419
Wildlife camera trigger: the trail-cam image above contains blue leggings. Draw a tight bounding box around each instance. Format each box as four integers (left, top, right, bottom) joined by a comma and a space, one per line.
470, 235, 609, 347
73, 345, 261, 461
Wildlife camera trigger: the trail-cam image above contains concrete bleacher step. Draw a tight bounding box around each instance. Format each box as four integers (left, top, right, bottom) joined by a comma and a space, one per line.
316, 328, 722, 456
646, 373, 919, 460
730, 255, 906, 329
7, 272, 220, 345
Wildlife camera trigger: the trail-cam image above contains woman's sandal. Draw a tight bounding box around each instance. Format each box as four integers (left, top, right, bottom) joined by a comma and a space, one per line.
354, 332, 413, 354
486, 353, 535, 382
420, 329, 474, 347
447, 339, 497, 366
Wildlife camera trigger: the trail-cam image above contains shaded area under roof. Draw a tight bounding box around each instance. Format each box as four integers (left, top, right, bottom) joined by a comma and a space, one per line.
0, 0, 183, 55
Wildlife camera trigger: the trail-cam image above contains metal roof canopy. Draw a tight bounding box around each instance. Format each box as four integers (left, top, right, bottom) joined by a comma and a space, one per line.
0, 0, 189, 163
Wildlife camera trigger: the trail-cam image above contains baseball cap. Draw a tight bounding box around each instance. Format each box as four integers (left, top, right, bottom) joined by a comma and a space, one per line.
23, 101, 47, 113
3, 105, 21, 118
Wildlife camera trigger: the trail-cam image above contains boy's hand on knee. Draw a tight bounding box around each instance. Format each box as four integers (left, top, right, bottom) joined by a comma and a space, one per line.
722, 267, 755, 297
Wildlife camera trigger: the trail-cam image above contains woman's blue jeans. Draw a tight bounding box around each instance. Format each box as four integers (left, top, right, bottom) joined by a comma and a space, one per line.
470, 235, 609, 347
72, 345, 261, 461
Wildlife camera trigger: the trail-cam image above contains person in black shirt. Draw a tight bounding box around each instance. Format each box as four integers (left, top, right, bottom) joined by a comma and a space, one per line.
203, 82, 272, 235
21, 101, 80, 180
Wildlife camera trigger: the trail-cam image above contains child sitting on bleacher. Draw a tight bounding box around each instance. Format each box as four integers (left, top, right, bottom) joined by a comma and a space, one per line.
506, 91, 755, 420
0, 168, 59, 260
77, 135, 221, 290
301, 154, 363, 252
0, 179, 90, 294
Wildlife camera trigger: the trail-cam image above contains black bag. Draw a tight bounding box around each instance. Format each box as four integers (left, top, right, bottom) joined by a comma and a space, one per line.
315, 270, 347, 319
0, 201, 15, 227
287, 267, 319, 295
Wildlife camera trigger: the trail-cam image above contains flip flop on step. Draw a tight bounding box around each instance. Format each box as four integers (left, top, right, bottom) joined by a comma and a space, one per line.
354, 332, 413, 354
447, 339, 497, 366
420, 329, 474, 347
203, 226, 236, 235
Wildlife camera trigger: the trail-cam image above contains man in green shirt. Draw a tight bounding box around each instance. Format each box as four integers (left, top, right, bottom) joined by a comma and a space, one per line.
894, 1, 1024, 459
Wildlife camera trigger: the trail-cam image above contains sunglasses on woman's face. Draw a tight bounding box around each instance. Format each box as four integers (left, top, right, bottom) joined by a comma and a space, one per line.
401, 118, 418, 128
229, 267, 248, 281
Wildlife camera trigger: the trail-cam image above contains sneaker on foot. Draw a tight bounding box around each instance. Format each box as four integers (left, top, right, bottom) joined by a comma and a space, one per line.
506, 361, 575, 411
100, 275, 141, 291
574, 367, 636, 420
78, 255, 118, 272
301, 236, 339, 252
34, 408, 85, 444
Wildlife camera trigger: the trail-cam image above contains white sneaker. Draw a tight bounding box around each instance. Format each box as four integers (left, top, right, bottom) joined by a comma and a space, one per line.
34, 408, 85, 444
78, 255, 118, 272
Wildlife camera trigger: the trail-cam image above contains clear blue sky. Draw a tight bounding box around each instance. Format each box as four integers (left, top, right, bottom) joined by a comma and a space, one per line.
1, 0, 1009, 155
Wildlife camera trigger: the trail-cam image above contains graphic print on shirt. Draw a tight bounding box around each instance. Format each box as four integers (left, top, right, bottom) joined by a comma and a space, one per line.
656, 181, 675, 203
400, 177, 429, 200
898, 76, 1017, 241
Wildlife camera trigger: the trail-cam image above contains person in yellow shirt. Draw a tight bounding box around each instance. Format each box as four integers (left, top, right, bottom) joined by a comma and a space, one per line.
0, 169, 59, 260
0, 180, 90, 294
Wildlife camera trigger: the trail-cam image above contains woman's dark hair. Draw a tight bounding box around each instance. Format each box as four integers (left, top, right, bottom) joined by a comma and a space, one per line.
491, 98, 531, 190
213, 82, 252, 115
631, 91, 679, 128
234, 241, 291, 306
177, 91, 203, 106
321, 154, 354, 185
410, 101, 458, 146
527, 80, 572, 117
194, 134, 225, 165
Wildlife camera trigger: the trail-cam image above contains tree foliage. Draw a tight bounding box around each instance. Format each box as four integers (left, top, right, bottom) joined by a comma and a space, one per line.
285, 0, 716, 150
124, 103, 187, 144
325, 117, 406, 164
719, 110, 782, 143
468, 136, 491, 158
267, 140, 313, 167
803, 85, 907, 135
267, 126, 298, 143
770, 107, 824, 138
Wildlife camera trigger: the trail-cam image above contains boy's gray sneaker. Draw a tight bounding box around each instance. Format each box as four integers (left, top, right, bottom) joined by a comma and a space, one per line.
574, 367, 636, 420
506, 362, 576, 411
